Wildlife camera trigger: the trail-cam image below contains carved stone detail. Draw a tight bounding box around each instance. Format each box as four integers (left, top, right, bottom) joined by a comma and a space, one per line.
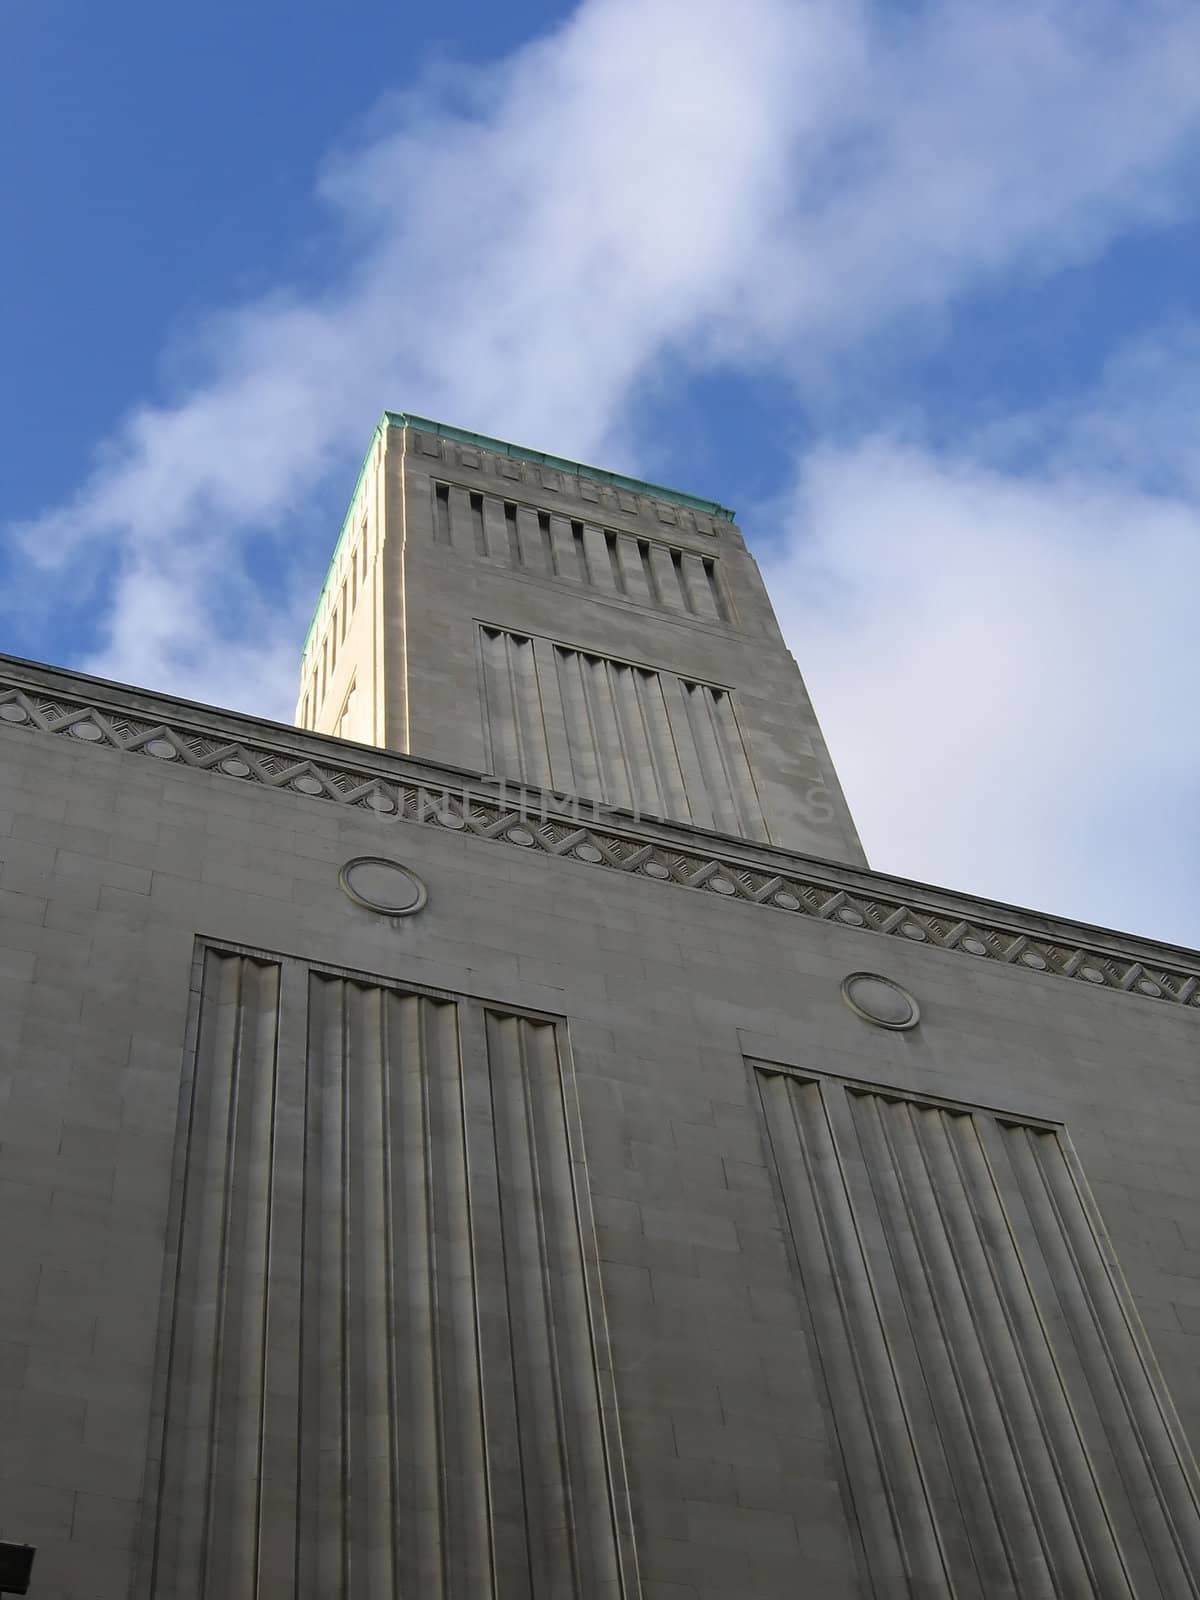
147, 946, 638, 1597
841, 972, 920, 1030
2, 677, 1198, 1014
338, 856, 428, 916
753, 1067, 1200, 1594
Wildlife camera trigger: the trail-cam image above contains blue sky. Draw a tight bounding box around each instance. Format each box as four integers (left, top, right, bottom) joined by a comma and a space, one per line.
3, 0, 1199, 945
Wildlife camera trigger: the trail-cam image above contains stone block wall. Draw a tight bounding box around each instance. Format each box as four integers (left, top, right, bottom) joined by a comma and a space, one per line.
2, 660, 1200, 1597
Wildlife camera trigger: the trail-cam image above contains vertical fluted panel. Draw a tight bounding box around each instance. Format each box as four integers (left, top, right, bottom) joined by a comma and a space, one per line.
995, 1122, 1200, 1596
484, 1012, 625, 1600
150, 953, 634, 1600
756, 1072, 951, 1595
677, 681, 767, 840
300, 979, 494, 1600
634, 668, 690, 821
343, 984, 396, 1594
580, 653, 634, 811
608, 663, 663, 818
756, 1068, 1200, 1600
479, 625, 767, 839
298, 972, 349, 1596
480, 627, 553, 789
150, 950, 282, 1600
554, 646, 606, 799
858, 1095, 1060, 1595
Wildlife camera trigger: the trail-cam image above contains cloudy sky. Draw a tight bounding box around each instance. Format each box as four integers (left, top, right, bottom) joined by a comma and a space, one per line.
3, 0, 1198, 945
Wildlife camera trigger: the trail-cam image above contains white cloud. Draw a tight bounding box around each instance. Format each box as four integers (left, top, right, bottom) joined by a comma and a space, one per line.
763, 341, 1200, 943
11, 0, 1200, 706
5, 0, 1200, 939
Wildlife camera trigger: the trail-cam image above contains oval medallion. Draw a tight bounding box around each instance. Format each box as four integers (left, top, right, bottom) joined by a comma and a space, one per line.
339, 856, 428, 917
841, 972, 920, 1031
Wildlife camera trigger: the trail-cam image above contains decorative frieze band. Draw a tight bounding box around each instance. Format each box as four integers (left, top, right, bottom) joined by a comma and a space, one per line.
2, 677, 1197, 1014
410, 425, 727, 534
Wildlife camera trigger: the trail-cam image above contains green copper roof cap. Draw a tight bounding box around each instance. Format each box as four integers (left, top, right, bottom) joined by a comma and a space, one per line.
301, 411, 737, 660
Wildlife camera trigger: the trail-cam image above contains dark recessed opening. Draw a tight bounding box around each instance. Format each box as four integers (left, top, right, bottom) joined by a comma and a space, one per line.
0, 1543, 35, 1596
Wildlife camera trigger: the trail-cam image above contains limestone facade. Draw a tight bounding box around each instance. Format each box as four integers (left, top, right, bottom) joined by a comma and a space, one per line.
1, 419, 1199, 1599
296, 415, 867, 866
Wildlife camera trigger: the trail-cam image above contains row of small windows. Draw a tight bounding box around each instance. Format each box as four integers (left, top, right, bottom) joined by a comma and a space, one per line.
432, 483, 728, 622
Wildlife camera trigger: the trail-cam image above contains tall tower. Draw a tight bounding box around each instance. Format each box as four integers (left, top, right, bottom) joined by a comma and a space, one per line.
296, 413, 865, 864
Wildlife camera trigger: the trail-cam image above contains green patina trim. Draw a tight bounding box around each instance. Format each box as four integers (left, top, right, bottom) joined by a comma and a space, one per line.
384, 412, 736, 521
301, 411, 737, 661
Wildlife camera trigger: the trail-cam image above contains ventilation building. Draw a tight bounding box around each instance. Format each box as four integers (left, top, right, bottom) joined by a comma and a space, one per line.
2, 413, 1199, 1599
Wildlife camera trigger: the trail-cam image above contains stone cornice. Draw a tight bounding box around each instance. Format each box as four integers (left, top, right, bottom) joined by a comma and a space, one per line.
2, 654, 1197, 1014
384, 412, 737, 521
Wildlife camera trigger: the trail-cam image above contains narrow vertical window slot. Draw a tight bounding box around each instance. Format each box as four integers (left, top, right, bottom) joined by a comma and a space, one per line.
469, 493, 487, 556
704, 557, 728, 621
638, 540, 660, 605
571, 521, 588, 583
670, 549, 692, 613
504, 502, 521, 566
605, 530, 625, 594
340, 580, 349, 640
538, 511, 556, 575
434, 483, 451, 545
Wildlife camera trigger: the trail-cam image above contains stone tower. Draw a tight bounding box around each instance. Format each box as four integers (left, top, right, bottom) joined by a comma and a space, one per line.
294, 412, 865, 864
2, 415, 1200, 1598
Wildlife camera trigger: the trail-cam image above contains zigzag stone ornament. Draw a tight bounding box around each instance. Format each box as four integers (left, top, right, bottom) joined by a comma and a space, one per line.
2, 672, 1198, 1014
